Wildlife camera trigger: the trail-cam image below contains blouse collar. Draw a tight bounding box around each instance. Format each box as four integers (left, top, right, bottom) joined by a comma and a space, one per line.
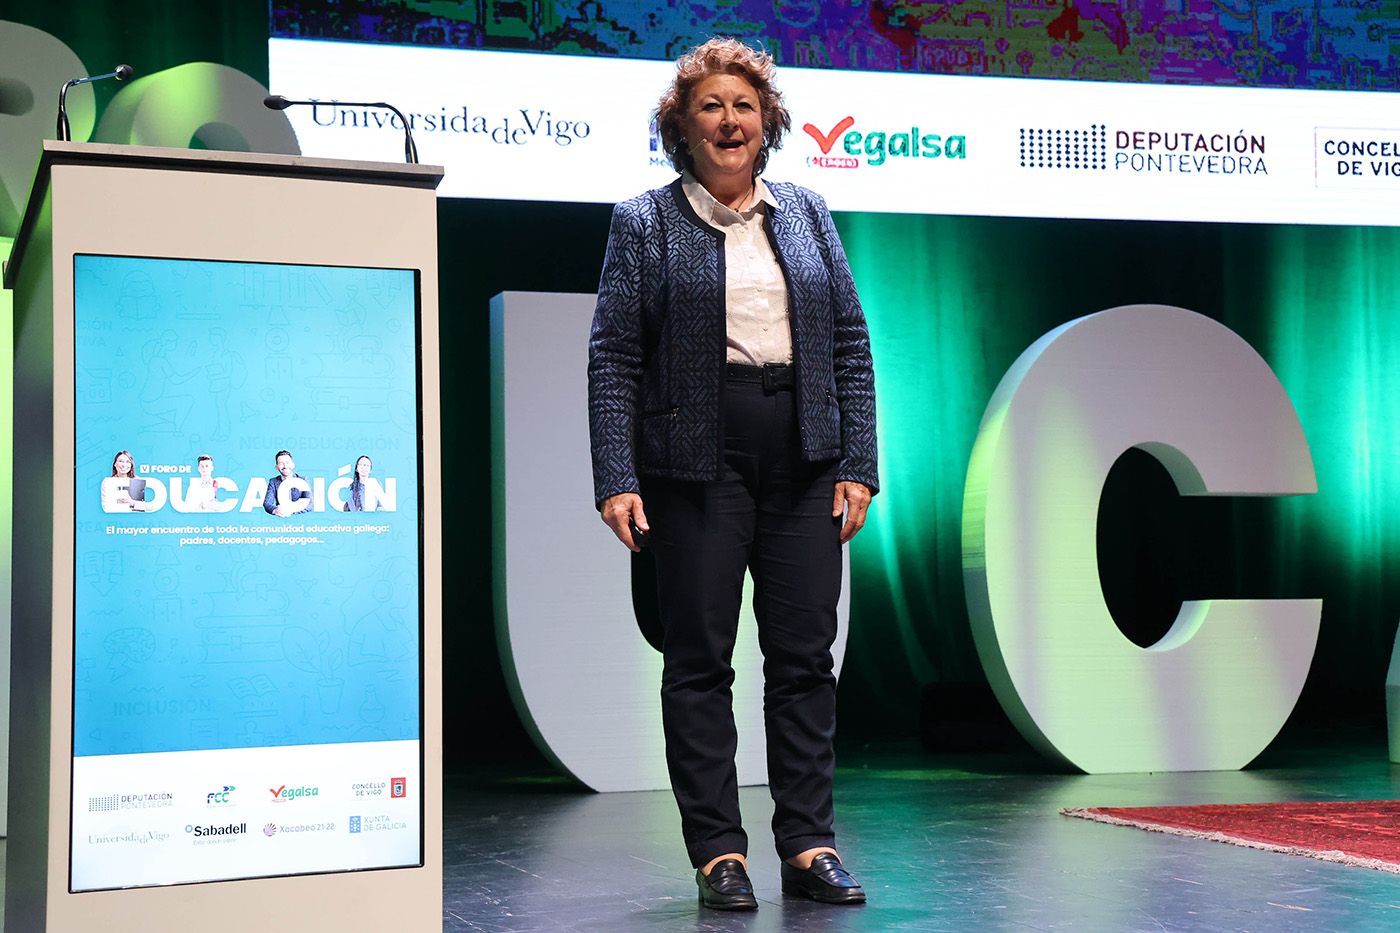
681, 171, 778, 225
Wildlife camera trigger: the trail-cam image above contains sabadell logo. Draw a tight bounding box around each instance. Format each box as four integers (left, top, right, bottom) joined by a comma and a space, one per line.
186, 822, 247, 838
802, 116, 967, 169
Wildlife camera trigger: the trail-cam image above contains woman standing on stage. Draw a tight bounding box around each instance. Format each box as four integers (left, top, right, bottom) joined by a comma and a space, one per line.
587, 37, 878, 911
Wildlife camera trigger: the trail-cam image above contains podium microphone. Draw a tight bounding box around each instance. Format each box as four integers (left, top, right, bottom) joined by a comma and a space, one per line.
57, 64, 133, 142
264, 94, 419, 164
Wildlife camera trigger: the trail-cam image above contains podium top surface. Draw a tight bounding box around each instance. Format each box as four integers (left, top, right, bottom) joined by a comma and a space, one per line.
33, 139, 445, 186
4, 141, 445, 288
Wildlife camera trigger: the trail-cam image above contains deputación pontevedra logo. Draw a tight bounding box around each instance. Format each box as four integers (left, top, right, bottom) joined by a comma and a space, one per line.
1021, 123, 1268, 176
1020, 125, 1107, 170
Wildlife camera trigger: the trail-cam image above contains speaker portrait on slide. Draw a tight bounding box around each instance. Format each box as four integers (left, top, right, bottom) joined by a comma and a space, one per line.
263, 448, 311, 516
100, 449, 146, 512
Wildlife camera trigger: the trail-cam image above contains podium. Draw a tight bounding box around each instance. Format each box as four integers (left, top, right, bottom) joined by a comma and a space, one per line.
3, 142, 443, 931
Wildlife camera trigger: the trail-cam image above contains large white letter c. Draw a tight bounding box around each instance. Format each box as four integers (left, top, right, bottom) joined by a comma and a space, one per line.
962, 305, 1320, 773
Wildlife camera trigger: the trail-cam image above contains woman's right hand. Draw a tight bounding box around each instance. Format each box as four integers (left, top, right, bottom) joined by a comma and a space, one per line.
600, 492, 649, 552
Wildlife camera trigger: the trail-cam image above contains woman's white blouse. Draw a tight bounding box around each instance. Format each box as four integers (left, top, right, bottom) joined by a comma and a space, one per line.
681, 172, 793, 366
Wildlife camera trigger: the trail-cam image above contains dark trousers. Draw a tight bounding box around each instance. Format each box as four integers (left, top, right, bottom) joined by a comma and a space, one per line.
642, 374, 842, 868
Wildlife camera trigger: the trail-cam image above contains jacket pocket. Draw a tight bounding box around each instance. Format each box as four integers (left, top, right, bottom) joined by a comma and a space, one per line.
637, 407, 678, 468
818, 390, 841, 448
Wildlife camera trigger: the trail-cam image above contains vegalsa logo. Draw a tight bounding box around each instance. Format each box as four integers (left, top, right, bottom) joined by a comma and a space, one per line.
803, 116, 967, 168
186, 821, 246, 838
269, 784, 320, 802
206, 785, 235, 805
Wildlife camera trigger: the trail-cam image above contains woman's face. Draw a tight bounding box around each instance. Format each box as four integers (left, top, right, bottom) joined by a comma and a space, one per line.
199, 459, 213, 479
114, 454, 133, 477
356, 457, 372, 480
683, 73, 763, 191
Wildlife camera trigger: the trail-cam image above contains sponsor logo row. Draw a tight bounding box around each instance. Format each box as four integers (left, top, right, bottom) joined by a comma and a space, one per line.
647, 107, 1400, 190
88, 777, 407, 814
293, 88, 1400, 196
307, 93, 1400, 188
86, 813, 411, 848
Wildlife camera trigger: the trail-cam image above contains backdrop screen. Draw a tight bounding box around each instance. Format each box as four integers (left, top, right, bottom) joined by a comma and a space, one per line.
266, 1, 1400, 766
69, 255, 422, 891
265, 4, 1400, 227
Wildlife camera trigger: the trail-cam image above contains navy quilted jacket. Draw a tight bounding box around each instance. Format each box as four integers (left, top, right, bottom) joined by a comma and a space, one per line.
588, 177, 878, 508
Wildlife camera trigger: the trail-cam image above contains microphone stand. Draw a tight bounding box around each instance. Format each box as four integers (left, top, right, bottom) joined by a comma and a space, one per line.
57, 65, 133, 142
264, 95, 419, 164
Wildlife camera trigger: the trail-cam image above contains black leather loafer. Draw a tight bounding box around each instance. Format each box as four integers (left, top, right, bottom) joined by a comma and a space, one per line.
780, 852, 866, 904
696, 858, 758, 910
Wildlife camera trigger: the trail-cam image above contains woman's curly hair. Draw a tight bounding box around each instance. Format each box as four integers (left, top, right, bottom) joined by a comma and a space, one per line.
654, 37, 792, 177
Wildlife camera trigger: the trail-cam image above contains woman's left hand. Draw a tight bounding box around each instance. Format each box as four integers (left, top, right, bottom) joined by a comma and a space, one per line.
832, 481, 872, 544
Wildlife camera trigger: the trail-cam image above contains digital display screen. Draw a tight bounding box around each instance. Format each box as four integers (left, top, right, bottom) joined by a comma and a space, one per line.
267, 37, 1400, 226
69, 255, 422, 891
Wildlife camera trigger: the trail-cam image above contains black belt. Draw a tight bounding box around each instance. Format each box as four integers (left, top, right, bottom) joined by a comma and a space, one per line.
726, 362, 794, 393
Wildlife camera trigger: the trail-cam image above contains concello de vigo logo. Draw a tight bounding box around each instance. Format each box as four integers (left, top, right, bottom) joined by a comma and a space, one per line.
802, 115, 967, 168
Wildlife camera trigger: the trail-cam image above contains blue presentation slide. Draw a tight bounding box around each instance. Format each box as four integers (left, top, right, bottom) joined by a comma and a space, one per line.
72, 255, 422, 759
70, 255, 423, 891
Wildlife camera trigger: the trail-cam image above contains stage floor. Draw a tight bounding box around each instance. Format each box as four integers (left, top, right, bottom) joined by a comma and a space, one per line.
443, 734, 1400, 932
1, 734, 1394, 929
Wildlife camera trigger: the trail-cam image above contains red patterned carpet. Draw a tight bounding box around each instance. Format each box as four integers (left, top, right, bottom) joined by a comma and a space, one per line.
1064, 801, 1400, 873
